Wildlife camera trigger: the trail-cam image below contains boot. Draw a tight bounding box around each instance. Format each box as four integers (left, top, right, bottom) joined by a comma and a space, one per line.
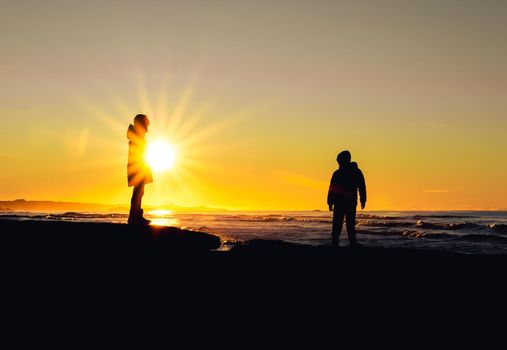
128, 209, 151, 225
137, 209, 151, 225
332, 234, 340, 248
127, 209, 137, 225
349, 238, 362, 248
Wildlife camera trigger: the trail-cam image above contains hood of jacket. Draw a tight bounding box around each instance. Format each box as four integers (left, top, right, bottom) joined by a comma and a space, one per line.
127, 124, 136, 141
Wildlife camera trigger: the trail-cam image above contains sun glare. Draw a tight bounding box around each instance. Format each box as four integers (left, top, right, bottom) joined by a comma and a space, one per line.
146, 141, 176, 171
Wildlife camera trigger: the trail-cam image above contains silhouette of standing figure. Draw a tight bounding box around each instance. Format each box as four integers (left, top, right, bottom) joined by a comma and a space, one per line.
127, 114, 153, 225
327, 151, 366, 247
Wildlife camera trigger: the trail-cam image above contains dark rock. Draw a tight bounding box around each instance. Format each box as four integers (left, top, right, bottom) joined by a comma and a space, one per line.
0, 220, 221, 260
229, 239, 314, 256
148, 224, 221, 251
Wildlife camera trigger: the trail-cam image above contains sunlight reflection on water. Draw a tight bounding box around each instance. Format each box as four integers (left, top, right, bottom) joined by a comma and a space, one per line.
149, 217, 179, 226
146, 210, 179, 226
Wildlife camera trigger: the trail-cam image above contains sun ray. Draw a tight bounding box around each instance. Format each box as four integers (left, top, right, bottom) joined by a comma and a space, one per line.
110, 93, 137, 121
155, 75, 171, 134
77, 96, 126, 136
169, 101, 213, 142
77, 70, 267, 209
166, 84, 194, 136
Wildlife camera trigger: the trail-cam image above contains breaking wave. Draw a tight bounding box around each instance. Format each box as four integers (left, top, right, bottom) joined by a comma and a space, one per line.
358, 229, 507, 244
489, 223, 507, 234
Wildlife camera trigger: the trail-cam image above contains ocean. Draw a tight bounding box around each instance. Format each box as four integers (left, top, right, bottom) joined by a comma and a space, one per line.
1, 210, 507, 254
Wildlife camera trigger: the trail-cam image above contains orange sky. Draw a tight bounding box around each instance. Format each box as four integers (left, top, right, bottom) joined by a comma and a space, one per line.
0, 1, 506, 210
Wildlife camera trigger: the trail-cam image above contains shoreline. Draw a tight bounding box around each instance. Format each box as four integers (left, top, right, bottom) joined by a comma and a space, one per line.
2, 219, 506, 303
2, 219, 506, 258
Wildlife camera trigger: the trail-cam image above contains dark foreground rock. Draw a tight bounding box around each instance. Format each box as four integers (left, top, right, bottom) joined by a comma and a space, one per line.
0, 219, 221, 260
2, 219, 507, 324
229, 238, 464, 257
227, 239, 507, 283
3, 219, 507, 264
2, 219, 507, 282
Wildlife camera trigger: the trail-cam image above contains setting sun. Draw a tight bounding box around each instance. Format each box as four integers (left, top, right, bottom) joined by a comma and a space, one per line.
146, 141, 176, 171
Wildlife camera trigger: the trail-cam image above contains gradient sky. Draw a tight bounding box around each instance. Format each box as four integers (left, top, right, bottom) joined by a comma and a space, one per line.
1, 0, 506, 210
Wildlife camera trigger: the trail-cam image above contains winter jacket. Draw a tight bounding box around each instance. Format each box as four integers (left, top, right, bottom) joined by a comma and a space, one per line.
327, 164, 366, 206
127, 124, 153, 187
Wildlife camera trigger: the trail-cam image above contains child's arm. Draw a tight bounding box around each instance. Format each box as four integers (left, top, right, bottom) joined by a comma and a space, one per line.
358, 170, 367, 209
327, 172, 337, 210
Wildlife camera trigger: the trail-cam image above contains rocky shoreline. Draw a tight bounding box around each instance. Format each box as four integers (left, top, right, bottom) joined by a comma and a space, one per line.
2, 219, 506, 267
2, 219, 506, 311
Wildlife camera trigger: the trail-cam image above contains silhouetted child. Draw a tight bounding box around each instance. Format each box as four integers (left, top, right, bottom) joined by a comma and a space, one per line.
327, 151, 366, 247
127, 114, 153, 225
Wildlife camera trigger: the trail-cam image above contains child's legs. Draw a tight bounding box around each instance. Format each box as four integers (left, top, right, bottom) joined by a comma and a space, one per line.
345, 205, 357, 244
130, 183, 145, 212
332, 206, 345, 244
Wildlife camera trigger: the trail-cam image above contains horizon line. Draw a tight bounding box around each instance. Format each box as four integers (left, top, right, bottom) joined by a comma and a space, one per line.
0, 199, 506, 212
